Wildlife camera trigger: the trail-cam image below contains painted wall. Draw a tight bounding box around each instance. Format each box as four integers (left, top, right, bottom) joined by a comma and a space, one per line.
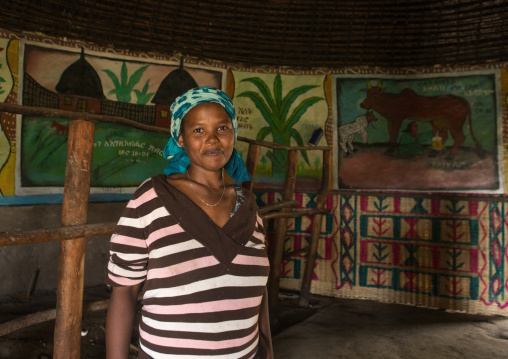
2, 28, 508, 316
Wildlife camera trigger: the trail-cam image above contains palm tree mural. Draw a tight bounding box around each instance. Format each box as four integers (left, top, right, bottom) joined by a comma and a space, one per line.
237, 74, 323, 177
102, 61, 154, 104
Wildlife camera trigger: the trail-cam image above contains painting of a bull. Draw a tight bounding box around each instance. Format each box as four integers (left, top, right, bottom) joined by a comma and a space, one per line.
360, 80, 482, 156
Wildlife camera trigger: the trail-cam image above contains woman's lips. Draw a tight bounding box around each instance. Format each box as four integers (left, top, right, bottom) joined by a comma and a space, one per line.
203, 149, 222, 156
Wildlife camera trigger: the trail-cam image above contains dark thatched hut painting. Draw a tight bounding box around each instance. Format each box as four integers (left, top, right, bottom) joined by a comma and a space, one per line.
18, 43, 224, 194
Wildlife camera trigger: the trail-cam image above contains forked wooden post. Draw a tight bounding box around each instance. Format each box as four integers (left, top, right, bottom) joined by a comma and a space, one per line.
53, 119, 95, 359
267, 150, 298, 317
299, 149, 331, 307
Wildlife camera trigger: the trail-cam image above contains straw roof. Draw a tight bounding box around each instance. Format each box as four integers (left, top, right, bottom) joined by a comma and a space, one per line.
3, 0, 508, 68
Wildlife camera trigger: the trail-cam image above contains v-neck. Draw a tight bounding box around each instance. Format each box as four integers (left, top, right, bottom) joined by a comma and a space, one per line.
152, 175, 257, 265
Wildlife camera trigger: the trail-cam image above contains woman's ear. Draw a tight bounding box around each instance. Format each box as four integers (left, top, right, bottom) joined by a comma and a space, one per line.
178, 135, 184, 147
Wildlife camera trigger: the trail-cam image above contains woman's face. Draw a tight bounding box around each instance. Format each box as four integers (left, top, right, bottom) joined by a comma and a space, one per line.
178, 102, 235, 173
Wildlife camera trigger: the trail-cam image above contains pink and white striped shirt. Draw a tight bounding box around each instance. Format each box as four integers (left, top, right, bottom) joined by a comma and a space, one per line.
106, 175, 269, 358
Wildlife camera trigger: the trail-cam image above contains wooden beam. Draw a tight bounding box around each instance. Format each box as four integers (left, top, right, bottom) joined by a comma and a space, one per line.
238, 136, 330, 151
0, 222, 116, 247
258, 200, 299, 214
261, 208, 330, 220
0, 102, 172, 135
0, 292, 143, 337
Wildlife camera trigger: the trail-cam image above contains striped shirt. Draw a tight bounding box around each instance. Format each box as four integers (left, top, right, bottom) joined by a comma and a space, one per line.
106, 175, 269, 358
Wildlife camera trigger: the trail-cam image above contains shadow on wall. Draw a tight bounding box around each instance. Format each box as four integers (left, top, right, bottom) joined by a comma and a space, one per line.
0, 202, 127, 302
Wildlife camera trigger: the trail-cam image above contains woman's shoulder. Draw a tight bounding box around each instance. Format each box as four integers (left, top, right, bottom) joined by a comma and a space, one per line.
132, 174, 175, 197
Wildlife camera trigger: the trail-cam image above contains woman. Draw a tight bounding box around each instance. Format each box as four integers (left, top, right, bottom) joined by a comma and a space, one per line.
105, 87, 273, 358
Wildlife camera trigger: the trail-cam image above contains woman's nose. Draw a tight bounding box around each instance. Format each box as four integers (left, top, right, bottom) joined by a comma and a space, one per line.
206, 133, 220, 144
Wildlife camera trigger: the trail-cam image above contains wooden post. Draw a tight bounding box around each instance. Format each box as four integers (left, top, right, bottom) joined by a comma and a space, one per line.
267, 150, 298, 319
54, 120, 95, 359
299, 149, 331, 307
242, 143, 260, 192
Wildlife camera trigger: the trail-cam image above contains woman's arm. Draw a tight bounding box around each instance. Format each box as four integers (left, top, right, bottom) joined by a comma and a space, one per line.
258, 287, 274, 359
106, 284, 141, 359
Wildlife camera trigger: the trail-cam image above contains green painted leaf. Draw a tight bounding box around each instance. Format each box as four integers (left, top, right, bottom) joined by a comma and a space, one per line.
127, 65, 149, 90
0, 76, 5, 82
256, 126, 273, 141
270, 129, 288, 145
102, 69, 120, 88
142, 80, 150, 93
116, 89, 131, 103
134, 79, 155, 104
273, 74, 282, 116
283, 96, 323, 132
280, 85, 318, 122
290, 129, 310, 165
240, 77, 277, 116
134, 90, 155, 105
120, 62, 128, 86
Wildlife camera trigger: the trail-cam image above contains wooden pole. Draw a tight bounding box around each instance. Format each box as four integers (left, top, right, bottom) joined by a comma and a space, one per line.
299, 149, 331, 307
267, 150, 298, 320
53, 120, 95, 359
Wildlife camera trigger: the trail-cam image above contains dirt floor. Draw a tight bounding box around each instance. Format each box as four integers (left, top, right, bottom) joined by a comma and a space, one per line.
338, 144, 498, 191
1, 286, 508, 358
273, 297, 508, 359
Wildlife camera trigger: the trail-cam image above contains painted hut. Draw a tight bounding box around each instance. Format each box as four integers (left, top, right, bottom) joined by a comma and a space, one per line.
151, 59, 198, 128
55, 49, 104, 114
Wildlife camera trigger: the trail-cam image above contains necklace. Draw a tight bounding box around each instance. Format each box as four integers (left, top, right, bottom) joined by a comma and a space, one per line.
186, 170, 225, 207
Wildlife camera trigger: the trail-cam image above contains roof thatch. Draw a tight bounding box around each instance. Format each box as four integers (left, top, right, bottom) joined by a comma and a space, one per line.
55, 49, 105, 98
3, 0, 508, 68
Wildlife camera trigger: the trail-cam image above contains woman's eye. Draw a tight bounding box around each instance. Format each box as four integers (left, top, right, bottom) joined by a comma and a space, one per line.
193, 128, 204, 133
219, 126, 229, 131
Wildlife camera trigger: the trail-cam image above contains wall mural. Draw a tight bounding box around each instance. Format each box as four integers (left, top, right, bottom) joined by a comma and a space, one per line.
232, 71, 329, 189
333, 72, 504, 193
16, 42, 225, 197
0, 38, 17, 198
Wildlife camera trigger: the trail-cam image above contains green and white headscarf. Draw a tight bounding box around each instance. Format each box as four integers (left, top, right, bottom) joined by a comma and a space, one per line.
162, 86, 252, 182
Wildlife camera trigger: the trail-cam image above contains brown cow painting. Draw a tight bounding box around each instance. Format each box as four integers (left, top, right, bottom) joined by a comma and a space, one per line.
334, 73, 501, 192
360, 80, 482, 158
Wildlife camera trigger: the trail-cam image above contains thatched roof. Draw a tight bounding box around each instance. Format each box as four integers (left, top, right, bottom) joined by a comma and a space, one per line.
55, 49, 105, 98
152, 60, 198, 105
3, 0, 508, 68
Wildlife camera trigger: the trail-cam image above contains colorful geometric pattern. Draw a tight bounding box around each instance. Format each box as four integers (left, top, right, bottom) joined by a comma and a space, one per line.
255, 192, 508, 316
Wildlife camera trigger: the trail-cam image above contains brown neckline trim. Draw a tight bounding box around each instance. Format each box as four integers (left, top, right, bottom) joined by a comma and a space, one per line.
152, 175, 257, 266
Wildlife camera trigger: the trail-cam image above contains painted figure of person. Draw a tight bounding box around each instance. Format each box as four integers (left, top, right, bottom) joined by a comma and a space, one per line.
105, 87, 273, 358
397, 121, 433, 158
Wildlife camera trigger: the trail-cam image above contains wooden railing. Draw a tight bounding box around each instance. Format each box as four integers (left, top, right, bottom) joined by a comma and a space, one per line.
0, 102, 172, 357
239, 136, 332, 314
